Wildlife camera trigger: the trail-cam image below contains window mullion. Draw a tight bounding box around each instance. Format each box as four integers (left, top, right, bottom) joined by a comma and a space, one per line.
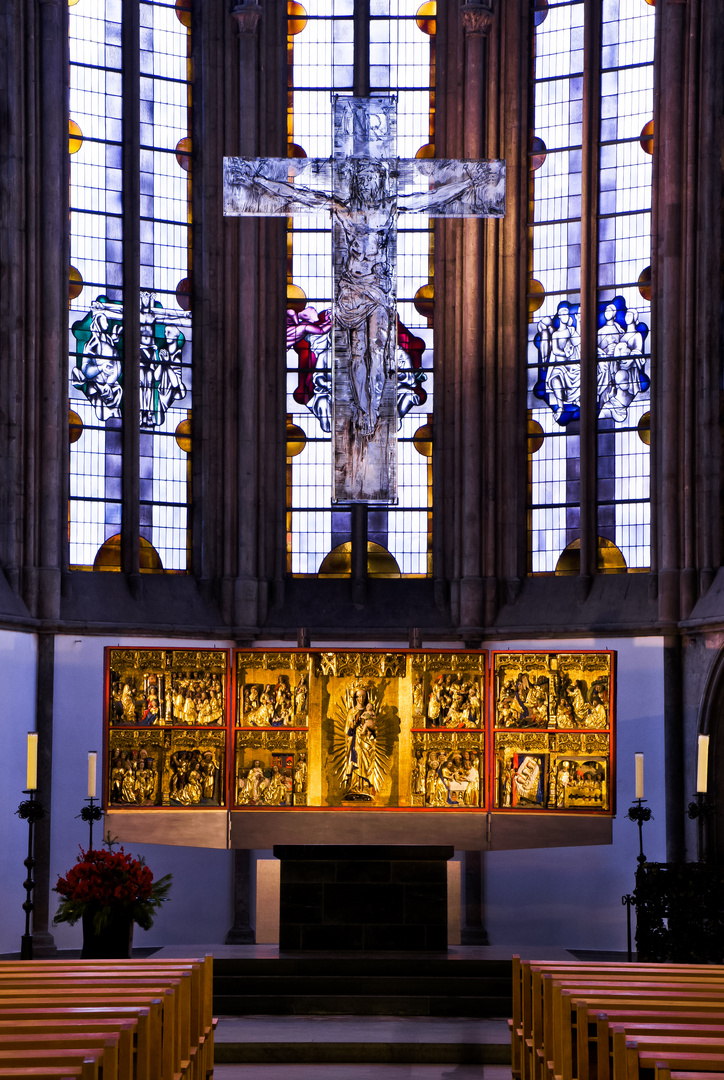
121, 4, 141, 575
578, 0, 602, 581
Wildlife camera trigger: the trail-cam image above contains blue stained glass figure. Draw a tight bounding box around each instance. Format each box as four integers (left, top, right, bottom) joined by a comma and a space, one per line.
533, 296, 649, 426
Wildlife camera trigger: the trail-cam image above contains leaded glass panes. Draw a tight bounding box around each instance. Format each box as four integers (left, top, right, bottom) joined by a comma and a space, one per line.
69, 1, 124, 567
596, 0, 653, 570
527, 0, 653, 574
140, 0, 192, 571
286, 1, 434, 577
68, 0, 192, 572
528, 0, 584, 573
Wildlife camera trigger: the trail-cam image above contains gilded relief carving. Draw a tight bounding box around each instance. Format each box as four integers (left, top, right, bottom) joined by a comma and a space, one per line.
109, 648, 227, 727
105, 647, 613, 814
492, 651, 612, 810
324, 677, 399, 805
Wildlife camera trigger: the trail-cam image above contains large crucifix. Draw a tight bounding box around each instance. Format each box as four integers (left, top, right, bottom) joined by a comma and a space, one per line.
224, 96, 505, 502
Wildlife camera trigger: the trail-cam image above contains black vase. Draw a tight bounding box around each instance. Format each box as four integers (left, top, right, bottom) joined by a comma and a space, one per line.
81, 905, 134, 959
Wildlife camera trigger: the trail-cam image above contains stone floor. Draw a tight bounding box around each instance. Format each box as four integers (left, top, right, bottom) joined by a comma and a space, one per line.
212, 1015, 513, 1079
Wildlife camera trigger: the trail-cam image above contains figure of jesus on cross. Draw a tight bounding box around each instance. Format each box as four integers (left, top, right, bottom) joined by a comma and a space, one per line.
224, 95, 505, 502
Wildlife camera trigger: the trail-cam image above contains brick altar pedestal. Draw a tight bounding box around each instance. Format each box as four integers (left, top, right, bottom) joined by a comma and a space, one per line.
274, 845, 453, 951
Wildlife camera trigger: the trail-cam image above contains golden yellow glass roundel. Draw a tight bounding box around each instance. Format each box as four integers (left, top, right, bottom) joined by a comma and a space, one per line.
69, 265, 83, 301
69, 409, 83, 445
175, 137, 191, 171
639, 120, 654, 155
416, 1, 436, 35
415, 143, 435, 159
555, 537, 627, 576
528, 419, 544, 454
286, 422, 307, 458
288, 2, 308, 35
637, 265, 652, 301
287, 283, 307, 313
637, 412, 651, 445
175, 0, 191, 27
69, 120, 83, 154
93, 535, 164, 572
175, 418, 192, 453
528, 278, 545, 314
413, 424, 433, 458
413, 284, 434, 321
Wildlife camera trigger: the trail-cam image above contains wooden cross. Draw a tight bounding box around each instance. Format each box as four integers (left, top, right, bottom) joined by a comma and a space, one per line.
224, 95, 505, 503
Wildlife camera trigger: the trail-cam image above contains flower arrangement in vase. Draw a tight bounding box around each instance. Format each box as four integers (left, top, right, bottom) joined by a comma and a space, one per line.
54, 832, 172, 958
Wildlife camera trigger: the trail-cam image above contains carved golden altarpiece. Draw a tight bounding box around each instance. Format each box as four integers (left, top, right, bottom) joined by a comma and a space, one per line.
104, 648, 613, 818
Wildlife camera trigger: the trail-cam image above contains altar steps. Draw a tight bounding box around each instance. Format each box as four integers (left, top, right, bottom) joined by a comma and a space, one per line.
212, 956, 513, 1018
213, 1015, 513, 1066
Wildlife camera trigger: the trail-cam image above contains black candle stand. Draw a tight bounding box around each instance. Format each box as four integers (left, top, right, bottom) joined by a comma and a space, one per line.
15, 789, 46, 960
78, 796, 104, 852
621, 798, 652, 961
687, 791, 715, 863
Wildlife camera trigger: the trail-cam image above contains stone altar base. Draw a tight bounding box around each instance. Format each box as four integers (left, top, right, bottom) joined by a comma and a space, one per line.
274, 845, 453, 951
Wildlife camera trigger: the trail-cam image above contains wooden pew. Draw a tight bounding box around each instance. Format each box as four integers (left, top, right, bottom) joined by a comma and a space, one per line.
550, 979, 724, 1080
0, 990, 176, 1080
596, 1010, 724, 1080
0, 1021, 144, 1080
511, 959, 724, 1080
0, 1033, 131, 1080
514, 959, 724, 1080
626, 1047, 724, 1080
0, 957, 214, 1080
0, 1004, 160, 1080
0, 958, 214, 1080
0, 1047, 106, 1080
654, 1069, 724, 1080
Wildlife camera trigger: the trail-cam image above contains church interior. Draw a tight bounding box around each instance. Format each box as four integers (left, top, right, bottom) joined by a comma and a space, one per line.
2, 0, 724, 1016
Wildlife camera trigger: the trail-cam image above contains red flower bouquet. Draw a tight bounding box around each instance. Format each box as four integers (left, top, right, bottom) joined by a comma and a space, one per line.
54, 833, 172, 934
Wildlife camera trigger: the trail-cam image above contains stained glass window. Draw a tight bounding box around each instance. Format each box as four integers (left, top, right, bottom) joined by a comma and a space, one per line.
286, 1, 434, 577
527, 0, 653, 574
68, 0, 192, 572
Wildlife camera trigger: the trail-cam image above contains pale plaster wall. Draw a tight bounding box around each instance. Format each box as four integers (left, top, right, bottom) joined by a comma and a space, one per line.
49, 635, 235, 950
0, 629, 38, 955
483, 635, 666, 951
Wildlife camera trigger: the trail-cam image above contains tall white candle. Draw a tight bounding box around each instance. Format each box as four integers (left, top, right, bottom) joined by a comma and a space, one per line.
87, 751, 98, 799
696, 734, 709, 794
26, 733, 38, 791
635, 753, 644, 800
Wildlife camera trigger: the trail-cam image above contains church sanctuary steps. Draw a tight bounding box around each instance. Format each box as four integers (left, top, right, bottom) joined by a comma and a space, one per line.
213, 1015, 512, 1067
0, 957, 215, 1080
211, 953, 513, 1018
510, 958, 724, 1080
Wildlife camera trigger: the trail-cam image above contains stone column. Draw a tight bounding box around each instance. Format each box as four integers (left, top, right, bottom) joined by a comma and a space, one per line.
458, 4, 492, 632
34, 0, 68, 619
31, 632, 57, 955
225, 849, 255, 944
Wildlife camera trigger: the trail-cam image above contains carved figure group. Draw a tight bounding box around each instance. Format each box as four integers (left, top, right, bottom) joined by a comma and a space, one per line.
555, 758, 607, 809
171, 671, 224, 726
110, 748, 158, 805
237, 759, 295, 806
169, 748, 220, 805
497, 673, 550, 728
111, 668, 224, 727
242, 675, 308, 727
424, 749, 480, 807
426, 675, 481, 728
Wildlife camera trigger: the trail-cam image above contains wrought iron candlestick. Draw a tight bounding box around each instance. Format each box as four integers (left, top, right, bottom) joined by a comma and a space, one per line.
687, 792, 715, 863
79, 796, 104, 851
15, 789, 46, 960
627, 797, 652, 864
621, 798, 652, 961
